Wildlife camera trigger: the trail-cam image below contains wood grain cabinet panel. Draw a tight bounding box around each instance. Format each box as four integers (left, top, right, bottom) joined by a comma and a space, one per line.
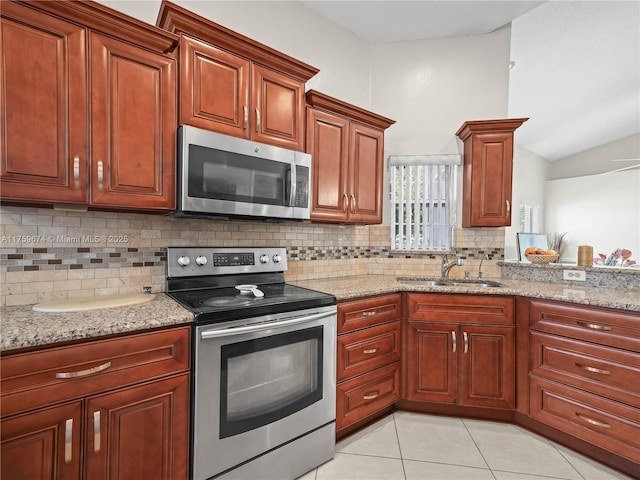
0, 2, 88, 204
306, 90, 394, 224
336, 294, 402, 434
0, 327, 191, 480
525, 299, 640, 475
0, 401, 82, 480
336, 362, 400, 432
90, 32, 176, 210
0, 0, 177, 211
455, 118, 528, 227
404, 294, 516, 409
158, 1, 317, 151
530, 376, 640, 464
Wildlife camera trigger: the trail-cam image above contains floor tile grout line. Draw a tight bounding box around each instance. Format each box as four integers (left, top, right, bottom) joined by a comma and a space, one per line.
460, 417, 494, 474
392, 412, 408, 479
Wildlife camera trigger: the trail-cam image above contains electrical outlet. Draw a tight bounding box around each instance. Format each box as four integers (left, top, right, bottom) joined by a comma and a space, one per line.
563, 269, 586, 281
142, 286, 152, 294
563, 288, 586, 298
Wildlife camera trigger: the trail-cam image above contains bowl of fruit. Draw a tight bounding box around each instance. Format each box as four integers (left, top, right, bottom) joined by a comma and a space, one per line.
525, 247, 560, 264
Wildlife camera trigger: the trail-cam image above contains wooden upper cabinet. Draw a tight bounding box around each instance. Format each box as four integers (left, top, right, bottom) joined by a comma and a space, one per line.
0, 0, 178, 211
0, 2, 88, 204
157, 0, 317, 151
455, 118, 528, 227
90, 32, 176, 210
306, 90, 395, 224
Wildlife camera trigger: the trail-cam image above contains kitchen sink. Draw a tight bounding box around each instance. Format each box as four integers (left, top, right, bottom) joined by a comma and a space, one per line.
397, 277, 505, 288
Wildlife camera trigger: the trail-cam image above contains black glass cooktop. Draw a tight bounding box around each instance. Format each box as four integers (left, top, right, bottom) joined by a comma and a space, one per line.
167, 282, 335, 324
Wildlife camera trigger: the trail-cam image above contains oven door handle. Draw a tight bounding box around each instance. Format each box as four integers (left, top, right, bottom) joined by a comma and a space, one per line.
200, 310, 334, 339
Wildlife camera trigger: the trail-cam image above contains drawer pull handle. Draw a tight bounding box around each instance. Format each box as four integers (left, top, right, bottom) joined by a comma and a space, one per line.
56, 361, 111, 379
463, 331, 469, 354
576, 321, 612, 331
93, 411, 101, 452
363, 347, 379, 354
362, 311, 377, 316
64, 419, 73, 464
363, 391, 379, 401
575, 363, 611, 375
576, 413, 611, 429
452, 330, 457, 353
243, 105, 248, 129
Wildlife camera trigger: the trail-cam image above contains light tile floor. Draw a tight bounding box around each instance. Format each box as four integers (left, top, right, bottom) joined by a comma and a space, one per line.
298, 412, 635, 480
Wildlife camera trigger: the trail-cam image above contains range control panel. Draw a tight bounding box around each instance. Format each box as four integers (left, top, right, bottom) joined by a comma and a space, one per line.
166, 247, 287, 278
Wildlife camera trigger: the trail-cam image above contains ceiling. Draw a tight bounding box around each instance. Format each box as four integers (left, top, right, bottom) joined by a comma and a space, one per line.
300, 1, 640, 162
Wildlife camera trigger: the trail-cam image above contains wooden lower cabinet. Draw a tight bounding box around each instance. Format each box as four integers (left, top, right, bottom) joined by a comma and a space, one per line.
336, 294, 402, 435
525, 299, 640, 475
1, 402, 83, 480
0, 327, 191, 480
530, 376, 640, 464
404, 294, 516, 410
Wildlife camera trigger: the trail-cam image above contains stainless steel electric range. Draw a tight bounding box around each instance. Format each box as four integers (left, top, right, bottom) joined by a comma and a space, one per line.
166, 247, 337, 480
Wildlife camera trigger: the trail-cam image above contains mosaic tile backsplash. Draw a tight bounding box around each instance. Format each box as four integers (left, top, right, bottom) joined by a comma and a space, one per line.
0, 206, 505, 306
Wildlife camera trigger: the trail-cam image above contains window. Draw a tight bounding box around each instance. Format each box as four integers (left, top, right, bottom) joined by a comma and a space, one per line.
389, 154, 460, 251
519, 202, 540, 233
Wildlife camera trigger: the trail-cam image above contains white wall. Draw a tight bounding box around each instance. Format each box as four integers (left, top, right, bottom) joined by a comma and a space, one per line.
545, 169, 640, 263
549, 133, 640, 180
504, 145, 549, 259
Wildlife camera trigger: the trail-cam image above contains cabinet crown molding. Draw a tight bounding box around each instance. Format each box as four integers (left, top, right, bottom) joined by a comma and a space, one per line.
455, 118, 529, 141
306, 90, 395, 130
13, 0, 179, 53
156, 0, 319, 81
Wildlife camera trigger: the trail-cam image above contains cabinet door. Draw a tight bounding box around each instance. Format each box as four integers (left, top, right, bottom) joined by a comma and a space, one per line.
405, 322, 458, 403
85, 373, 189, 480
90, 32, 176, 210
252, 64, 305, 150
0, 3, 87, 204
463, 132, 513, 227
460, 325, 515, 409
307, 108, 350, 222
180, 35, 250, 138
348, 123, 384, 224
1, 402, 82, 480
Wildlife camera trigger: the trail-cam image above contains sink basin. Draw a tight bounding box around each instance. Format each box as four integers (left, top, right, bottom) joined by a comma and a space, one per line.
397, 277, 505, 288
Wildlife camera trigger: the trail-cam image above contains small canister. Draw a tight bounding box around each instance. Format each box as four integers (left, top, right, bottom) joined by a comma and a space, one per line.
577, 245, 593, 267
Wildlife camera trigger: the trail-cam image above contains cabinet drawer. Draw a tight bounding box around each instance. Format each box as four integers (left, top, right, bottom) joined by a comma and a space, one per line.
406, 293, 514, 325
1, 327, 190, 417
338, 294, 402, 333
336, 362, 400, 431
530, 332, 640, 406
337, 321, 401, 381
529, 299, 640, 352
530, 376, 640, 463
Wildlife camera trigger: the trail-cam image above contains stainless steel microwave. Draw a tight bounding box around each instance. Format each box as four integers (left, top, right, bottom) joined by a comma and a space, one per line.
176, 125, 311, 221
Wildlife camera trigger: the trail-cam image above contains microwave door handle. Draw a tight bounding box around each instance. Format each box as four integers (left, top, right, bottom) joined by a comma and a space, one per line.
288, 163, 297, 207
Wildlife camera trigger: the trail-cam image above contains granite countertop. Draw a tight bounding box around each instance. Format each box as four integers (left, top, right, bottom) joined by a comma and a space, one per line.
292, 275, 640, 312
1, 293, 193, 352
2, 276, 638, 353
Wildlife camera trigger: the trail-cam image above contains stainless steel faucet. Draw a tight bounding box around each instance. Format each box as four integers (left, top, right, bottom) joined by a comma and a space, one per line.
441, 254, 464, 278
478, 254, 489, 279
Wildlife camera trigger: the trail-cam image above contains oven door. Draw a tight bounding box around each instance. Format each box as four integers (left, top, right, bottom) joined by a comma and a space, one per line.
192, 305, 336, 480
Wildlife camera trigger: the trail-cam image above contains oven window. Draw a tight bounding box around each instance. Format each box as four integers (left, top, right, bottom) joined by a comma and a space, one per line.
219, 326, 323, 439
188, 145, 288, 206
